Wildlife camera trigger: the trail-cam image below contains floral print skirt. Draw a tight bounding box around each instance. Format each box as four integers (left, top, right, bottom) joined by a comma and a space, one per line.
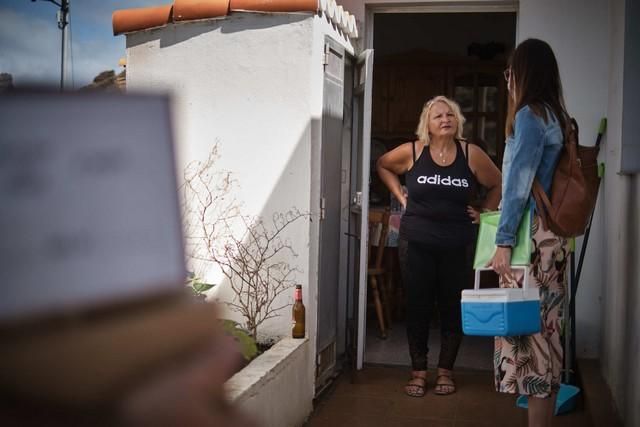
494, 215, 569, 398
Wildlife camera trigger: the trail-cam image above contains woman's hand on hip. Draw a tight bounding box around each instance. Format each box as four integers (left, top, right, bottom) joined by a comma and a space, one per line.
487, 246, 514, 282
466, 206, 481, 224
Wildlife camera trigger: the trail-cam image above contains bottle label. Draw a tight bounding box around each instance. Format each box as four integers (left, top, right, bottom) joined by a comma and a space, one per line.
294, 288, 302, 301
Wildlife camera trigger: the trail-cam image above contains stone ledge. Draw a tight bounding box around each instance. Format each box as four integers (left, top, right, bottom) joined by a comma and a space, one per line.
225, 336, 309, 402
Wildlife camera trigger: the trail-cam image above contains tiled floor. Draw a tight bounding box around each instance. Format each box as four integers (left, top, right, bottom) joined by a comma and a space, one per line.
365, 322, 494, 371
306, 366, 592, 427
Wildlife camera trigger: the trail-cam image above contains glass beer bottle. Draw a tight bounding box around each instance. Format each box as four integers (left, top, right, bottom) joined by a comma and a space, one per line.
292, 285, 305, 339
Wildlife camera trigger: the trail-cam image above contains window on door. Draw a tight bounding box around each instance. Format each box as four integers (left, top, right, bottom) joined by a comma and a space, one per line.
450, 65, 506, 163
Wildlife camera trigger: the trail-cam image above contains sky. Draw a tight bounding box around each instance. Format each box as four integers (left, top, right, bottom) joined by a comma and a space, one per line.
0, 0, 159, 88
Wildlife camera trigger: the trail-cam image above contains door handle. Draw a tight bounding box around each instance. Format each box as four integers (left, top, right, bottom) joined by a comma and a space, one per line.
344, 232, 360, 239
352, 191, 363, 208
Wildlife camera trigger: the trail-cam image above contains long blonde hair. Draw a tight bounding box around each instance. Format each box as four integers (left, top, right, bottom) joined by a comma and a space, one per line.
415, 95, 466, 143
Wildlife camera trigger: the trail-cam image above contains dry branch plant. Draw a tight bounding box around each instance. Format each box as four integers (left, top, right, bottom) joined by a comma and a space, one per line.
181, 145, 306, 339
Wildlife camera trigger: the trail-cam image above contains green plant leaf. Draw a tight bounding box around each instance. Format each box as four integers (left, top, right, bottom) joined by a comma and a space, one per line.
185, 272, 215, 296
193, 282, 215, 294
219, 319, 258, 361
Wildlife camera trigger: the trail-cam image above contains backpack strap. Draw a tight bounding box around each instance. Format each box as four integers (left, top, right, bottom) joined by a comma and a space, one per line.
532, 116, 576, 232
532, 179, 552, 231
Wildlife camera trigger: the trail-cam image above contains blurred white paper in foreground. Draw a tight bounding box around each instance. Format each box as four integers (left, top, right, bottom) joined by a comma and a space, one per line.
0, 91, 185, 323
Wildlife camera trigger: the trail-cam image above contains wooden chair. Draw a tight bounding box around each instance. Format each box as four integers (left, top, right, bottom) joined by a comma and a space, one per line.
368, 208, 391, 338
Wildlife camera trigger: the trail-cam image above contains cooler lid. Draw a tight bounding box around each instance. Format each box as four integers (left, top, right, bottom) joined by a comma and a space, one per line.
461, 288, 540, 303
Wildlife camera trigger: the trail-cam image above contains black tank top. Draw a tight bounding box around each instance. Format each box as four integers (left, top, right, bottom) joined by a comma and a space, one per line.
400, 140, 476, 247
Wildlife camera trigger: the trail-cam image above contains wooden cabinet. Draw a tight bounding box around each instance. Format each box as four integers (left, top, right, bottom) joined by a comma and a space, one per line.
372, 65, 445, 137
371, 53, 507, 164
371, 66, 389, 135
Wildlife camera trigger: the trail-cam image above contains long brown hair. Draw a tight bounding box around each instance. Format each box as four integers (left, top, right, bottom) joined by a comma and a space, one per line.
505, 39, 568, 137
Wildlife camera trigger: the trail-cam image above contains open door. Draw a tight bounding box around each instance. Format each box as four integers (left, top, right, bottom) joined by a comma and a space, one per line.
346, 49, 373, 371
316, 38, 346, 389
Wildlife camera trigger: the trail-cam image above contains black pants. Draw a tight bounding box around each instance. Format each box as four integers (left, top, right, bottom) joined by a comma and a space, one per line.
402, 239, 472, 371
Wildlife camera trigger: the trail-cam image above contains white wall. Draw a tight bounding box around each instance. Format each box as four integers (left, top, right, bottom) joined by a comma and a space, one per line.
517, 0, 610, 359
602, 2, 640, 425
125, 13, 355, 410
600, 0, 628, 415
626, 175, 640, 427
126, 14, 316, 343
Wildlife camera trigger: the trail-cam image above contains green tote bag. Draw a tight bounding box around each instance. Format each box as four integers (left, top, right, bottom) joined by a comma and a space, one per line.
473, 207, 532, 269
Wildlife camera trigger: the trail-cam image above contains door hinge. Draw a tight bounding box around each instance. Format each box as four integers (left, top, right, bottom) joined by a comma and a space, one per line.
320, 196, 326, 220
322, 44, 330, 66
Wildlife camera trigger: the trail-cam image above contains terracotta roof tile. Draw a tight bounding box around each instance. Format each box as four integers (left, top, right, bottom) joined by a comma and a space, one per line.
113, 0, 357, 38
174, 0, 229, 22
229, 0, 317, 13
112, 5, 173, 36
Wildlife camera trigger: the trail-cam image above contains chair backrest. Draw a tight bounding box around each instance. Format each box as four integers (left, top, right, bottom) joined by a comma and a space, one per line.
368, 208, 390, 270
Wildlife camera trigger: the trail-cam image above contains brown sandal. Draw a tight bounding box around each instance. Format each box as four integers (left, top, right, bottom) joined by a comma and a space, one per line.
434, 373, 456, 396
404, 372, 427, 398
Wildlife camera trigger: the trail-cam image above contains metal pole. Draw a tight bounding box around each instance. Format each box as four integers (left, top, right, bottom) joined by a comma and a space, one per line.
567, 250, 576, 384
31, 0, 70, 90
60, 19, 65, 90
57, 0, 69, 90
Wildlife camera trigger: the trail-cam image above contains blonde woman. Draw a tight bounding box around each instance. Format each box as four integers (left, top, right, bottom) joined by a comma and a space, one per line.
377, 96, 501, 397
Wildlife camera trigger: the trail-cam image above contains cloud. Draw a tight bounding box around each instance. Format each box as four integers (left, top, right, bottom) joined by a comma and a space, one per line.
71, 36, 126, 86
0, 1, 158, 88
75, 0, 161, 27
0, 9, 61, 85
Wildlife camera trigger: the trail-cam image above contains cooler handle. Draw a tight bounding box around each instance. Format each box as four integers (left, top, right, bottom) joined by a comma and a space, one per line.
474, 267, 530, 290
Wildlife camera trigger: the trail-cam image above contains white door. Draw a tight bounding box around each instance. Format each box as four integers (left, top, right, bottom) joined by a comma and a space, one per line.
351, 49, 373, 370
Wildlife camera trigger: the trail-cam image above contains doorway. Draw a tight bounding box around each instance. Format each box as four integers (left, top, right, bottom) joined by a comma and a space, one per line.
316, 35, 375, 388
364, 11, 517, 371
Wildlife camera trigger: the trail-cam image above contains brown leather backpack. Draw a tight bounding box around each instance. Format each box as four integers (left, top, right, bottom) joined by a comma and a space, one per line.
532, 118, 601, 238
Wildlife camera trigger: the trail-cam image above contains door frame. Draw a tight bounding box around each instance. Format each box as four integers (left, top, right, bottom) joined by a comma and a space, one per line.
353, 49, 374, 370
353, 0, 519, 370
364, 0, 519, 51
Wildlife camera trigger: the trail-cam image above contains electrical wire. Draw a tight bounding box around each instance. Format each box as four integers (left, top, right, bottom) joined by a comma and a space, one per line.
68, 11, 75, 89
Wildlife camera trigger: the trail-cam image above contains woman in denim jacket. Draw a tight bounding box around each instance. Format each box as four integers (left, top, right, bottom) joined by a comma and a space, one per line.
488, 39, 570, 427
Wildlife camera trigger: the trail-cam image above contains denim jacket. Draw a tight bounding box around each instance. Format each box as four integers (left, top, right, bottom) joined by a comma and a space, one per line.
496, 105, 563, 246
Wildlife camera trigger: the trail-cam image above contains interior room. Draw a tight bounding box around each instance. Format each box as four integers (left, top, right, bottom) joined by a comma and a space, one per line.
365, 11, 517, 371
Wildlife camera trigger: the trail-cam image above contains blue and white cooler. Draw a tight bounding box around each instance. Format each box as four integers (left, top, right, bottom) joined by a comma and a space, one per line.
461, 267, 541, 336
